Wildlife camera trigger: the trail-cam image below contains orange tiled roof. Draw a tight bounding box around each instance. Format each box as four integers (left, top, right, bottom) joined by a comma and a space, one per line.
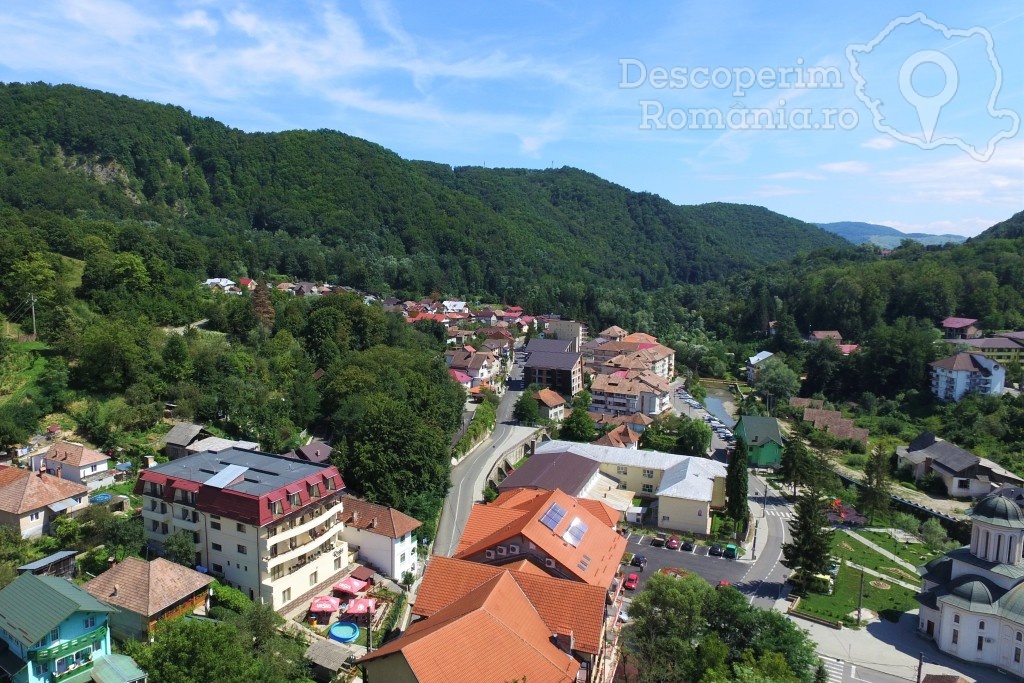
45, 441, 108, 468
591, 424, 641, 449
413, 556, 607, 655
83, 557, 212, 617
360, 572, 581, 683
0, 469, 87, 514
533, 388, 566, 408
576, 498, 621, 528
621, 332, 658, 344
341, 496, 422, 539
455, 488, 626, 588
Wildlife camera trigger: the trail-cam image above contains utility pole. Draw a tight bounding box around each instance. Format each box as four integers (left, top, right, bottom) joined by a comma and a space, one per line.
916, 651, 923, 683
857, 568, 865, 626
29, 293, 37, 338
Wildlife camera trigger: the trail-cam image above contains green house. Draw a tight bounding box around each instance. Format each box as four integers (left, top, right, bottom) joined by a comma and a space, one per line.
734, 416, 784, 468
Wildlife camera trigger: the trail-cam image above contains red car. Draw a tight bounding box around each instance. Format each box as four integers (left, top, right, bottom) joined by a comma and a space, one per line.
624, 573, 640, 590
666, 535, 680, 550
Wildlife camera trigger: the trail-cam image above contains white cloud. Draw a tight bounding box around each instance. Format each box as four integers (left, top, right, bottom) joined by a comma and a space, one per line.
761, 171, 823, 181
860, 136, 897, 150
175, 10, 218, 35
819, 160, 870, 173
755, 184, 807, 197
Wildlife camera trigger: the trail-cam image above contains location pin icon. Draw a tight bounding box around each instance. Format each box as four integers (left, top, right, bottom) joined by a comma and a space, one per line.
898, 50, 958, 143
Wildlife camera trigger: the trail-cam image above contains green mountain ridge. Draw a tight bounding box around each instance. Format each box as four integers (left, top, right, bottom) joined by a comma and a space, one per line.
815, 221, 966, 248
0, 82, 845, 310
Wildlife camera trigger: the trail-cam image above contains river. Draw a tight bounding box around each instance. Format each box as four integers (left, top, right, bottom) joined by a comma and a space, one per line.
702, 385, 737, 428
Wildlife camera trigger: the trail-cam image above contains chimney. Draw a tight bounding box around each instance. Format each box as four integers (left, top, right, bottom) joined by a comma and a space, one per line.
56, 466, 62, 479
112, 584, 119, 597
371, 517, 378, 528
352, 511, 359, 522
39, 461, 47, 477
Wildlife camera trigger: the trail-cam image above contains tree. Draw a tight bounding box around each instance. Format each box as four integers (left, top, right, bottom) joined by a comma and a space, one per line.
920, 518, 950, 550
726, 441, 749, 526
513, 391, 540, 425
782, 485, 834, 577
103, 514, 145, 561
859, 446, 892, 524
559, 406, 596, 442
49, 516, 82, 548
162, 529, 196, 567
778, 439, 814, 497
753, 357, 801, 409
676, 418, 712, 456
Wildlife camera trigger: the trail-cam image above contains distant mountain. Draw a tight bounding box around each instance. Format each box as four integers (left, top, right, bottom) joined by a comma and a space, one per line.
974, 211, 1024, 241
0, 82, 846, 308
816, 221, 966, 248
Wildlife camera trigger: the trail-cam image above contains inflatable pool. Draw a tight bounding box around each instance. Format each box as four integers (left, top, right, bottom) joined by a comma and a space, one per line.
89, 493, 112, 504
328, 621, 359, 643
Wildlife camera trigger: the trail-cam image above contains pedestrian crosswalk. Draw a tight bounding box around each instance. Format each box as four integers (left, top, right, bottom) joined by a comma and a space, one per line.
819, 658, 844, 683
766, 508, 793, 519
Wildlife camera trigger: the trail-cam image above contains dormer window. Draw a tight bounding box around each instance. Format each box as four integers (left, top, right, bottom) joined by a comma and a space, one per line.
324, 476, 336, 491
289, 493, 301, 507
308, 483, 321, 499
270, 500, 284, 516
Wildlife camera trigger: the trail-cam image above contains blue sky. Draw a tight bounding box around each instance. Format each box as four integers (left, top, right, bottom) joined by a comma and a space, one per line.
0, 1, 1021, 236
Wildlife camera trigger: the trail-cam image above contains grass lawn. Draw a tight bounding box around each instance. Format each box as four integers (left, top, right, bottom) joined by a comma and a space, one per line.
0, 342, 49, 401
831, 532, 922, 585
857, 530, 942, 567
92, 478, 141, 507
795, 564, 919, 627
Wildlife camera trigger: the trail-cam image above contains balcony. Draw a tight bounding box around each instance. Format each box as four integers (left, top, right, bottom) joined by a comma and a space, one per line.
52, 658, 93, 683
261, 533, 344, 574
173, 507, 199, 531
259, 502, 342, 555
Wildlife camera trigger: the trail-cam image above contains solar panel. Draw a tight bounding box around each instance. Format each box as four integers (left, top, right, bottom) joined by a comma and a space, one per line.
539, 502, 567, 531
562, 517, 589, 547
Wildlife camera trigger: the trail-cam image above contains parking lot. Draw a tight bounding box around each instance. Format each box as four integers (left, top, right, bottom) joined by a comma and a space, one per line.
621, 530, 750, 593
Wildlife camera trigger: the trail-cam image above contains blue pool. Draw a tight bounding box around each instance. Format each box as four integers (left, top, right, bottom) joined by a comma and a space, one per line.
329, 621, 359, 643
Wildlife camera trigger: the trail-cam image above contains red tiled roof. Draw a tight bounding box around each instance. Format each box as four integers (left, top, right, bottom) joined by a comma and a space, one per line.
45, 441, 108, 468
930, 352, 991, 373
341, 496, 422, 539
533, 388, 566, 408
811, 330, 842, 341
360, 572, 581, 683
940, 317, 978, 329
83, 557, 212, 618
591, 424, 640, 449
413, 556, 607, 655
0, 469, 87, 514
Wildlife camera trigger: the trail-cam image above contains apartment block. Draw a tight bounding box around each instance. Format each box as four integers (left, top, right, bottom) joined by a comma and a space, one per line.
136, 448, 349, 610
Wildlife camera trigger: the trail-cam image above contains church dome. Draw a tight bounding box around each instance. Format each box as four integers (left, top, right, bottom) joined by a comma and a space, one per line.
951, 579, 995, 607
1001, 583, 1024, 623
971, 494, 1024, 529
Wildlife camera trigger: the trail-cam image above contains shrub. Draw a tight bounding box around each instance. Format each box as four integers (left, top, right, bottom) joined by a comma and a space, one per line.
208, 606, 241, 622
844, 453, 867, 469
211, 580, 252, 614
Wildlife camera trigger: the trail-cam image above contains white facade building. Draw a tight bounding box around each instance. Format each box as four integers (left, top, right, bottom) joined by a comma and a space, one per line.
137, 448, 350, 610
339, 496, 422, 581
930, 352, 1005, 402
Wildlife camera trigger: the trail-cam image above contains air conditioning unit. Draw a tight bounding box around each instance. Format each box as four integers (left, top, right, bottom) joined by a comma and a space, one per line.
509, 544, 520, 555
496, 546, 507, 556
544, 558, 556, 569
485, 549, 496, 559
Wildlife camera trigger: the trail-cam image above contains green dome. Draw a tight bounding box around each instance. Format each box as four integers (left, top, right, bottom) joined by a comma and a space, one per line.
1000, 583, 1024, 623
952, 579, 995, 606
972, 494, 1024, 529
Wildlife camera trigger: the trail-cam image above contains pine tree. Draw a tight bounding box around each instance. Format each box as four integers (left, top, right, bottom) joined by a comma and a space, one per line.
782, 484, 834, 576
726, 439, 749, 525
859, 446, 892, 524
778, 439, 813, 497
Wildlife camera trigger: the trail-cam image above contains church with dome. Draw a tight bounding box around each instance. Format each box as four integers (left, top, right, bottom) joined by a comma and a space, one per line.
918, 490, 1024, 676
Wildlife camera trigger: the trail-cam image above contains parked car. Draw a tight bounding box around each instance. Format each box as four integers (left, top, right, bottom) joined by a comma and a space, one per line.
717, 580, 731, 588
624, 573, 640, 590
631, 553, 648, 570
651, 533, 667, 547
709, 544, 724, 556
723, 544, 738, 559
666, 535, 680, 550
681, 539, 695, 552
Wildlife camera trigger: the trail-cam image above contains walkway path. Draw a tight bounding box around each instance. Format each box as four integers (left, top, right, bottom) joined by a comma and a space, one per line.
844, 561, 920, 592
842, 529, 921, 574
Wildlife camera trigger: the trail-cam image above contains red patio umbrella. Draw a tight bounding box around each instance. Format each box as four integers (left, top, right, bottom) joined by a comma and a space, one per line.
345, 597, 377, 615
332, 576, 369, 595
309, 595, 341, 613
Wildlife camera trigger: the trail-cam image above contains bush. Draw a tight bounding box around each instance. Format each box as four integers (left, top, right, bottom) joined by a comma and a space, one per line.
211, 580, 253, 614
844, 453, 867, 469
208, 606, 241, 622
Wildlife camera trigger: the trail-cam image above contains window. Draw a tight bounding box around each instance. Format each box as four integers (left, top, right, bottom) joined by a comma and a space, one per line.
212, 543, 222, 551
271, 565, 283, 580
161, 522, 168, 535
400, 552, 406, 563
958, 479, 970, 490
237, 523, 246, 533
954, 614, 960, 624
212, 563, 223, 573
210, 514, 220, 520
977, 636, 984, 651
642, 484, 654, 494
324, 476, 336, 491
1017, 632, 1022, 642
50, 628, 59, 642
151, 520, 159, 532
308, 483, 321, 498
334, 557, 343, 570
979, 620, 985, 630
84, 616, 96, 629
270, 500, 283, 516
282, 588, 291, 602
211, 520, 221, 530
661, 515, 670, 522
30, 512, 41, 521
952, 629, 958, 645
289, 493, 301, 507
642, 469, 654, 479
310, 571, 318, 586
237, 544, 247, 555
150, 499, 158, 511
92, 640, 101, 653
616, 465, 628, 476
34, 661, 50, 676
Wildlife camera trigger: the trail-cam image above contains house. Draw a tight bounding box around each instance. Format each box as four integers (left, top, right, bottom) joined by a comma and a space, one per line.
746, 351, 774, 383
448, 368, 472, 390
589, 412, 654, 434
283, 440, 332, 465
897, 432, 1022, 499
338, 496, 422, 581
589, 340, 675, 380
358, 568, 583, 683
916, 491, 1024, 677
543, 319, 585, 352
203, 277, 235, 289
589, 371, 671, 417
523, 350, 584, 397
185, 436, 260, 454
454, 488, 626, 589
800, 408, 869, 449
734, 416, 784, 468
941, 316, 982, 339
238, 277, 256, 291
534, 441, 727, 535
159, 422, 204, 460
599, 325, 628, 342
591, 424, 641, 450
526, 338, 576, 354
810, 330, 842, 343
930, 352, 1005, 402
31, 441, 112, 489
361, 555, 613, 683
17, 550, 78, 579
957, 336, 1024, 365
0, 573, 146, 683
136, 448, 349, 609
83, 557, 212, 642
445, 347, 499, 387
0, 468, 89, 538
532, 388, 566, 422
441, 300, 467, 313
497, 450, 634, 516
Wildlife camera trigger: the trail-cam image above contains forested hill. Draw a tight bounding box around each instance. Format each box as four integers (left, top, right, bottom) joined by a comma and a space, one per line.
0, 82, 843, 311
975, 210, 1024, 241
816, 221, 965, 248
